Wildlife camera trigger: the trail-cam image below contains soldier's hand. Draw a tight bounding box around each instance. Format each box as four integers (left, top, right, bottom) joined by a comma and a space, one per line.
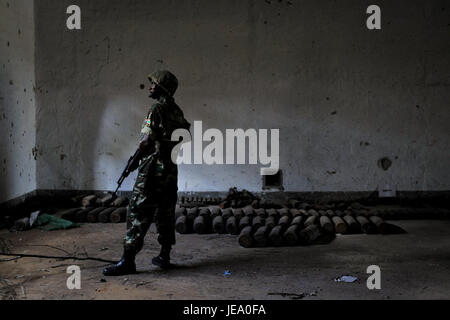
139, 139, 150, 151
128, 157, 140, 172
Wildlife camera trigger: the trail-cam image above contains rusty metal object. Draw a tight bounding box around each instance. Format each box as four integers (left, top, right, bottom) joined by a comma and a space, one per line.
87, 207, 105, 223
226, 216, 239, 235
298, 225, 321, 245
82, 195, 97, 208
75, 207, 94, 223
253, 226, 271, 247
304, 215, 317, 227
98, 208, 116, 223
213, 216, 225, 234
111, 196, 128, 207
110, 207, 127, 223
238, 226, 254, 248
356, 216, 377, 234
283, 225, 299, 246
332, 216, 347, 234
176, 215, 189, 234
343, 215, 360, 234
320, 216, 334, 233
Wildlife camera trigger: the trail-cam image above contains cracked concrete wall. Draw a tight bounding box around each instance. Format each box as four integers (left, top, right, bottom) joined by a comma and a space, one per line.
0, 0, 36, 203
34, 0, 450, 193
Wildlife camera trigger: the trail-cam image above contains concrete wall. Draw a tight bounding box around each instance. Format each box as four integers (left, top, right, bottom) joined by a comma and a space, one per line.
0, 0, 36, 203
34, 0, 450, 193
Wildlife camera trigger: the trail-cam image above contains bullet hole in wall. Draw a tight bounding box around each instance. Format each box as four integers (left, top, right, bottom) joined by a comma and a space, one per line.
139, 84, 145, 90
32, 147, 38, 160
378, 157, 392, 171
331, 111, 337, 115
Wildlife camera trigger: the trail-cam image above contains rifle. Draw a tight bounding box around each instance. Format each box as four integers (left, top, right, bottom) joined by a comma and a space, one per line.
113, 149, 141, 196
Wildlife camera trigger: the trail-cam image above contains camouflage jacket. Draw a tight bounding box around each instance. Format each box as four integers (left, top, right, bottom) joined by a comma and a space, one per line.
139, 96, 190, 177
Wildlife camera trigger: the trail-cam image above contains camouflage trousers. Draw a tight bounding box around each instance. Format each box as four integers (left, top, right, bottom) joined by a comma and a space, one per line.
124, 156, 178, 255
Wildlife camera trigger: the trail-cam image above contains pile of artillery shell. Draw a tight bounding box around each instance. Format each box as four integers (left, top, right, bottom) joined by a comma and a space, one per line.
50, 194, 131, 224
44, 202, 449, 238
173, 206, 420, 248
54, 206, 128, 224
180, 196, 223, 208
72, 194, 129, 208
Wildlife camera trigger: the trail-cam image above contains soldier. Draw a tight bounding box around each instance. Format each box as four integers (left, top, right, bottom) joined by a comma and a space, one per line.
103, 70, 190, 276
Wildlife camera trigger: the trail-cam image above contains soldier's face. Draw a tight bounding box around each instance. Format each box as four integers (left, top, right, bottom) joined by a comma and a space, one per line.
149, 81, 162, 99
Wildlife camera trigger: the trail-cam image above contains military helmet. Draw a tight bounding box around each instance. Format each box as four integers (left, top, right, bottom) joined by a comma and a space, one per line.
148, 70, 179, 97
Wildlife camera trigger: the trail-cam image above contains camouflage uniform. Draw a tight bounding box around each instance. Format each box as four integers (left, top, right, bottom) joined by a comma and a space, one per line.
124, 71, 190, 256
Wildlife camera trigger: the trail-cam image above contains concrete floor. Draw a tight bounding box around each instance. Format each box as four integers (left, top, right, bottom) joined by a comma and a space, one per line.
1, 220, 450, 300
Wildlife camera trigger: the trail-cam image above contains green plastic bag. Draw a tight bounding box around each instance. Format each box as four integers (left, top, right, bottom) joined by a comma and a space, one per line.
36, 214, 79, 231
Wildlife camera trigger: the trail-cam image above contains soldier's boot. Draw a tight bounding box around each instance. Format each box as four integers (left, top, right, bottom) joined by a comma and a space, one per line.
152, 245, 173, 269
103, 248, 137, 276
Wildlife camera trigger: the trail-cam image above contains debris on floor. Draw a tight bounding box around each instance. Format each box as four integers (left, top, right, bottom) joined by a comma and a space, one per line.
335, 276, 358, 283
35, 214, 79, 231
219, 188, 260, 209
29, 211, 40, 227
267, 292, 317, 300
